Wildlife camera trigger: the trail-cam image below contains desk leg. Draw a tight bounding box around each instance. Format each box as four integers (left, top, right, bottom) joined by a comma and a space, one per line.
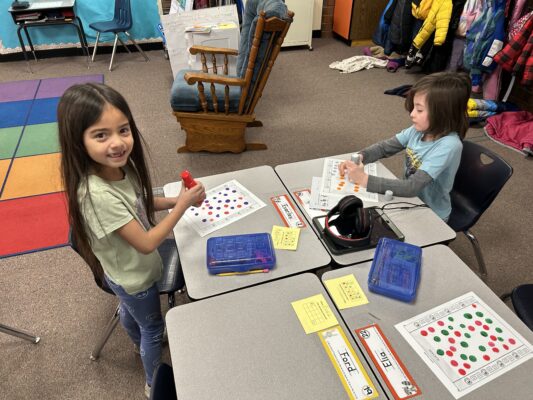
16, 25, 32, 73
71, 21, 90, 66
75, 16, 90, 65
22, 25, 38, 61
75, 17, 89, 49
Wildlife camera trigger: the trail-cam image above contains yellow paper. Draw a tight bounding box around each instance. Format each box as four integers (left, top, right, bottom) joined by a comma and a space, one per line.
291, 294, 339, 334
324, 274, 369, 310
217, 22, 237, 29
271, 225, 300, 250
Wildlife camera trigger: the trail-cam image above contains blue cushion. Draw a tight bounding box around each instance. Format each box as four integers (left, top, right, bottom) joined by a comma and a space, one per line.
170, 70, 242, 113
236, 0, 289, 77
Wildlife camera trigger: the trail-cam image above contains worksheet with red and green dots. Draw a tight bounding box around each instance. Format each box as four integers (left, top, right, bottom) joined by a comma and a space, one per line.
395, 292, 532, 399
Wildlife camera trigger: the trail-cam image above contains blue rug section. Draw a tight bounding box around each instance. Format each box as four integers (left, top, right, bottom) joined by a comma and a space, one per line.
0, 100, 33, 129
26, 98, 61, 126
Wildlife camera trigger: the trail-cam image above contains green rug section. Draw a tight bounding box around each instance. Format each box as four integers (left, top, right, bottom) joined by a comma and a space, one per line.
0, 126, 23, 160
16, 123, 60, 157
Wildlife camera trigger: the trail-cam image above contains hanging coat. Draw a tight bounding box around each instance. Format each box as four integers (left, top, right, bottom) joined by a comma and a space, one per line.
389, 0, 415, 53
494, 14, 533, 86
412, 0, 434, 20
412, 0, 453, 49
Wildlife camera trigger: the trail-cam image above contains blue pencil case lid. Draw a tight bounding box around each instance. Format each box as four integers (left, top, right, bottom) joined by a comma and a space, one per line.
206, 233, 276, 274
367, 238, 422, 303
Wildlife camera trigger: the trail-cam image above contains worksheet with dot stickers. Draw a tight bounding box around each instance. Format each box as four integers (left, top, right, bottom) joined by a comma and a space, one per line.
183, 180, 266, 237
395, 292, 532, 399
320, 158, 379, 203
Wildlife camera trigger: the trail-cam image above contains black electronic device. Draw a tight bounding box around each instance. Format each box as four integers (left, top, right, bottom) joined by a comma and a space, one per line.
313, 208, 404, 255
323, 195, 373, 248
11, 1, 30, 10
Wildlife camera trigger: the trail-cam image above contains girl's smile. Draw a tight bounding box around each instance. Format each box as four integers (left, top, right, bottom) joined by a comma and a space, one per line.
83, 103, 134, 180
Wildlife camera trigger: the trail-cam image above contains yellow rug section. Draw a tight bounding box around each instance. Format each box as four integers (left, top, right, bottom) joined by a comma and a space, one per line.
1, 153, 63, 200
0, 159, 10, 189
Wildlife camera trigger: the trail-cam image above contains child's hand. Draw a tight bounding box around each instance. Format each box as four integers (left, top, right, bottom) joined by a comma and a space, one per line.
343, 162, 369, 188
339, 160, 354, 178
178, 182, 206, 208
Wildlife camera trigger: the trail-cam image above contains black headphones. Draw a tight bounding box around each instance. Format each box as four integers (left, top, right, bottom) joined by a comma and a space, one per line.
324, 195, 373, 248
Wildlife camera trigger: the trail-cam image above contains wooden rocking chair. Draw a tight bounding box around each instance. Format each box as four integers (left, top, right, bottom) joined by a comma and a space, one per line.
170, 0, 293, 153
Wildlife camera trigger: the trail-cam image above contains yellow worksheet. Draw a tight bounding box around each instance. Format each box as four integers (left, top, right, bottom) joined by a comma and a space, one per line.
291, 294, 338, 334
271, 225, 300, 250
324, 274, 369, 310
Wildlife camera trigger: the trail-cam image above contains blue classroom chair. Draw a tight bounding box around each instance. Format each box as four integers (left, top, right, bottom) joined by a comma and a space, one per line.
70, 231, 184, 361
447, 141, 513, 279
89, 0, 149, 71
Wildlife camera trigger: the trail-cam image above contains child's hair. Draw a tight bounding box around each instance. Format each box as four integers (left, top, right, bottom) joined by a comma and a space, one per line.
57, 83, 155, 282
405, 71, 471, 139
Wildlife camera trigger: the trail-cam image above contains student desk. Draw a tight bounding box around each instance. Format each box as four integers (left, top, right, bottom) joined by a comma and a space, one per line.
321, 245, 533, 399
8, 0, 89, 72
166, 273, 387, 400
163, 166, 331, 300
275, 154, 456, 266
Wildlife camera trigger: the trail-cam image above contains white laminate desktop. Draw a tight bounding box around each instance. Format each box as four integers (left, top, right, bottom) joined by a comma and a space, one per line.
321, 245, 533, 400
166, 273, 388, 400
275, 154, 456, 266
163, 165, 331, 300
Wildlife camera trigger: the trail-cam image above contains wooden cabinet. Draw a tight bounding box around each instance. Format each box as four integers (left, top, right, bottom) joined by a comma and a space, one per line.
333, 0, 388, 45
283, 0, 314, 49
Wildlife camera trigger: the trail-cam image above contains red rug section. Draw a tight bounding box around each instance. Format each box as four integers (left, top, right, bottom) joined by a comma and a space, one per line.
0, 192, 70, 257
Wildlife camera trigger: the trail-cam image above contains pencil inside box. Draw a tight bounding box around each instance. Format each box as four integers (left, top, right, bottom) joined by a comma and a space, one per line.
206, 233, 276, 274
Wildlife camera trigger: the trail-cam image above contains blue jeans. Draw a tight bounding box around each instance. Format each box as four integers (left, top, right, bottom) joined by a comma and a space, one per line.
105, 276, 164, 386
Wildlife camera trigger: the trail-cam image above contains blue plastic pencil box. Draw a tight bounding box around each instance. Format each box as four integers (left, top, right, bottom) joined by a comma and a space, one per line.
206, 233, 276, 274
367, 238, 422, 303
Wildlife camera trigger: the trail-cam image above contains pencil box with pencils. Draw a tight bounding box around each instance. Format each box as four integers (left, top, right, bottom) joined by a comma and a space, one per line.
206, 233, 276, 275
367, 238, 422, 302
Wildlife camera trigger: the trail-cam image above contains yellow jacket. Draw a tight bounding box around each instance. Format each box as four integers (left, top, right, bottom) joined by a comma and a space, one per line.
412, 0, 433, 20
412, 0, 452, 49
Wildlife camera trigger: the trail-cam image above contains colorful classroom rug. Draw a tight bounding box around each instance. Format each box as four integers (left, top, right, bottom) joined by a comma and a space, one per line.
0, 75, 104, 258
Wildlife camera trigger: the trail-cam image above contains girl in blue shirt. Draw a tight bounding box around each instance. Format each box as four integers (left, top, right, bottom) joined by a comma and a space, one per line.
340, 72, 471, 220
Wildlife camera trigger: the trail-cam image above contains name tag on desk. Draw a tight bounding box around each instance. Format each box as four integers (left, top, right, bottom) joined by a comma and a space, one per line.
271, 194, 306, 228
356, 324, 421, 400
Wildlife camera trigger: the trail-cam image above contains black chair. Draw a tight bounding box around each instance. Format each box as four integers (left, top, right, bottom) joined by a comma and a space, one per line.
70, 234, 184, 360
447, 141, 513, 279
509, 284, 533, 331
0, 323, 40, 344
89, 0, 149, 71
149, 362, 177, 400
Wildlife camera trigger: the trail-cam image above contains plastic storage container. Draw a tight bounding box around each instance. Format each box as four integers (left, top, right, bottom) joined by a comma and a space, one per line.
367, 238, 422, 302
206, 233, 276, 275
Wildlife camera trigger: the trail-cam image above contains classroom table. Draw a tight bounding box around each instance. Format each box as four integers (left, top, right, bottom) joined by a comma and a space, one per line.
275, 154, 456, 266
166, 273, 389, 400
321, 245, 533, 400
163, 165, 331, 300
8, 0, 89, 73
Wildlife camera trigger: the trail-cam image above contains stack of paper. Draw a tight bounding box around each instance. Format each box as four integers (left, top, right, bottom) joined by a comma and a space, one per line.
308, 158, 379, 211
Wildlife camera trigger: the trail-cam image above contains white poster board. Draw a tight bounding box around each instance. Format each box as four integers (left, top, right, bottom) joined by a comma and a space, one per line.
169, 0, 194, 14
161, 5, 239, 77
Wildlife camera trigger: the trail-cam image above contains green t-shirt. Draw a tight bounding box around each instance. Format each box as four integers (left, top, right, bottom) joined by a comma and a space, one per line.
78, 168, 162, 295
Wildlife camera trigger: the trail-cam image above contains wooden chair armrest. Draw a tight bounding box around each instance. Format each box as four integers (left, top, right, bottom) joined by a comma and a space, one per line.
189, 45, 238, 56
184, 72, 245, 86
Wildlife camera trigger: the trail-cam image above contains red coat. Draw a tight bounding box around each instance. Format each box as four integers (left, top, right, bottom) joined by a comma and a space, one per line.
493, 14, 533, 86
485, 111, 533, 151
